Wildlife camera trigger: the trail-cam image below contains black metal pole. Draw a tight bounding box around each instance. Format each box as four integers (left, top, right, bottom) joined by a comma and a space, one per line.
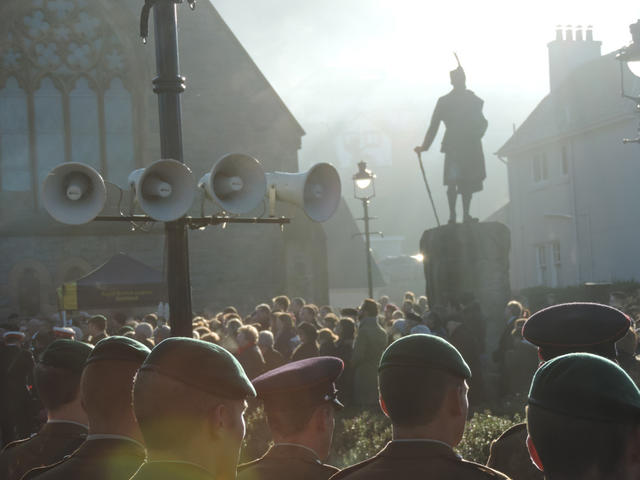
151, 0, 193, 337
363, 198, 373, 298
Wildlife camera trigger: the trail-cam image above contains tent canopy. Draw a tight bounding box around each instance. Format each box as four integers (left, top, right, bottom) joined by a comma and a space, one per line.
59, 253, 167, 310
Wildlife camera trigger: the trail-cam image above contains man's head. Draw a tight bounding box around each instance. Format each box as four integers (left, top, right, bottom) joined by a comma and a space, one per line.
253, 304, 271, 329
297, 322, 318, 344
133, 338, 255, 477
291, 297, 305, 316
253, 356, 344, 461
526, 353, 640, 479
87, 315, 107, 336
36, 339, 93, 422
82, 336, 150, 439
272, 295, 290, 313
523, 302, 630, 361
258, 330, 275, 352
300, 304, 319, 325
505, 300, 523, 319
359, 298, 379, 319
378, 334, 471, 446
237, 325, 259, 349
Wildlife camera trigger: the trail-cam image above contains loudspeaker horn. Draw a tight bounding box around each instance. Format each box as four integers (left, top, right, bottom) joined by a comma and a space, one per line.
42, 162, 107, 225
128, 159, 196, 222
198, 153, 267, 214
266, 163, 341, 222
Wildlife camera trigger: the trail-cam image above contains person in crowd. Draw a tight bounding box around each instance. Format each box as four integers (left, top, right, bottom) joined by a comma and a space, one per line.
0, 340, 93, 480
86, 315, 108, 346
503, 319, 538, 396
331, 334, 510, 479
154, 325, 171, 345
300, 304, 320, 329
0, 330, 35, 446
238, 357, 342, 480
322, 313, 339, 332
460, 293, 486, 355
383, 304, 398, 329
352, 299, 387, 407
274, 312, 297, 360
340, 308, 358, 321
291, 322, 319, 362
406, 312, 431, 335
134, 322, 155, 350
447, 312, 485, 407
131, 338, 256, 480
378, 296, 389, 312
319, 305, 334, 322
258, 331, 285, 372
200, 332, 221, 344
493, 301, 523, 364
417, 296, 428, 312
251, 304, 272, 331
290, 298, 306, 323
391, 310, 404, 321
526, 353, 640, 480
272, 295, 290, 314
236, 325, 266, 380
487, 302, 631, 480
22, 337, 150, 480
401, 300, 415, 316
221, 318, 243, 354
390, 319, 407, 341
318, 328, 338, 356
141, 313, 158, 329
424, 310, 448, 339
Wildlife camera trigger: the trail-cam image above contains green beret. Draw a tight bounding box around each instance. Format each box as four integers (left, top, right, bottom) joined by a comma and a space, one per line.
40, 339, 94, 373
139, 337, 256, 399
86, 336, 150, 365
528, 353, 640, 422
379, 334, 471, 379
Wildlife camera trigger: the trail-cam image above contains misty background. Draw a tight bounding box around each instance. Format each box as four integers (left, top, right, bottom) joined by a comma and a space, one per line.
213, 0, 636, 257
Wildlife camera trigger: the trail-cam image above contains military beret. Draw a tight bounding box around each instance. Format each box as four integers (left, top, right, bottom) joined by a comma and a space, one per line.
523, 302, 630, 360
86, 336, 150, 365
379, 334, 471, 379
3, 331, 25, 341
139, 337, 255, 399
253, 356, 344, 411
528, 353, 640, 423
40, 339, 93, 372
117, 325, 135, 335
88, 314, 107, 323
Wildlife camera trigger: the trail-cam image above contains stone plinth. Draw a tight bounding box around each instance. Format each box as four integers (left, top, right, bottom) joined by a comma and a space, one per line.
420, 222, 511, 347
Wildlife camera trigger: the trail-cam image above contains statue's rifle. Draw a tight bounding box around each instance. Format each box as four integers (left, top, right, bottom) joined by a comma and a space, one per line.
416, 151, 441, 227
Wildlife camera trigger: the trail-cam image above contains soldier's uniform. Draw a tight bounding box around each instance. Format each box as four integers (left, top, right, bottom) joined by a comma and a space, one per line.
487, 303, 630, 480
237, 357, 343, 480
0, 340, 93, 480
331, 335, 510, 480
22, 337, 150, 480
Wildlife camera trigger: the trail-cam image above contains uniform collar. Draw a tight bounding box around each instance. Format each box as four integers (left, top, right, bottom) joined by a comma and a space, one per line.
138, 461, 214, 479
270, 443, 323, 464
86, 434, 146, 451
381, 439, 460, 459
47, 419, 88, 429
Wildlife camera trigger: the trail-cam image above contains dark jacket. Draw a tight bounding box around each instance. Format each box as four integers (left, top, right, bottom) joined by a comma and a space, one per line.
274, 328, 296, 360
236, 345, 266, 380
352, 317, 387, 406
0, 421, 87, 480
487, 423, 543, 480
131, 461, 213, 480
238, 444, 338, 480
330, 440, 510, 480
291, 341, 319, 362
261, 347, 285, 372
21, 437, 146, 480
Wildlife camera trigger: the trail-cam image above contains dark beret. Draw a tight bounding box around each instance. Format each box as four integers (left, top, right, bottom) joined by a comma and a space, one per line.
523, 302, 630, 360
40, 339, 94, 372
117, 325, 135, 335
528, 353, 640, 422
139, 337, 255, 399
86, 336, 150, 365
405, 312, 422, 323
88, 314, 107, 323
253, 356, 344, 411
379, 334, 471, 379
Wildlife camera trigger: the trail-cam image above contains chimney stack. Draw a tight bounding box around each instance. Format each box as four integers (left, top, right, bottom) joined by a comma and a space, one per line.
548, 25, 602, 91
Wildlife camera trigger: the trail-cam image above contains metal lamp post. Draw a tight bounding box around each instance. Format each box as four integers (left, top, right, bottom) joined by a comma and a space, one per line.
353, 161, 376, 299
616, 19, 640, 144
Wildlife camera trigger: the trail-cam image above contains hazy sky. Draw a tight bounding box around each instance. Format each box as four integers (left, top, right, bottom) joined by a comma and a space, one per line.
209, 1, 639, 247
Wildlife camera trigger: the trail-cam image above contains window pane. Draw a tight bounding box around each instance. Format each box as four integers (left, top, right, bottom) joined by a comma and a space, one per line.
69, 77, 100, 169
104, 78, 134, 188
34, 77, 65, 189
0, 77, 30, 191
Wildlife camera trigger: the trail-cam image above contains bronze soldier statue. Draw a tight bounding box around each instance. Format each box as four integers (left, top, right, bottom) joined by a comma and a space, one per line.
415, 55, 488, 224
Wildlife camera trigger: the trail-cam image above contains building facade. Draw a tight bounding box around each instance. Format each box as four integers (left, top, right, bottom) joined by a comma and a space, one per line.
0, 0, 331, 317
497, 26, 640, 290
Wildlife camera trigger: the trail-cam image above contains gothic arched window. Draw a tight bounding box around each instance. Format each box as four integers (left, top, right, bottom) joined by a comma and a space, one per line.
0, 0, 140, 201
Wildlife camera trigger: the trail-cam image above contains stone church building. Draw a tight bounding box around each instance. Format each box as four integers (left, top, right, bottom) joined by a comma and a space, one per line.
0, 0, 333, 317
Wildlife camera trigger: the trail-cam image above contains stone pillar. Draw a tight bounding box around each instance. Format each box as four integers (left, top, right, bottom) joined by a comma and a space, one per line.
420, 222, 511, 350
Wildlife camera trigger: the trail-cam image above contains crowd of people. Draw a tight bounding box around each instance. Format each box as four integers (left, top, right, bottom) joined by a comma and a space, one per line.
1, 292, 640, 480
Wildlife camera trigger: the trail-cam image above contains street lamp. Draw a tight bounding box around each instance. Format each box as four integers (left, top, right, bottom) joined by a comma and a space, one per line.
353, 161, 376, 298
616, 19, 640, 143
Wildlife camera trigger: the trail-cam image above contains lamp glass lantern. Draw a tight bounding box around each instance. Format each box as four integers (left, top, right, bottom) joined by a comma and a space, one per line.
617, 20, 640, 79
353, 161, 376, 200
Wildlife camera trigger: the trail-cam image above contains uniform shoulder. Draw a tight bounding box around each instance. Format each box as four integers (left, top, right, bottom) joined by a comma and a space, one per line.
455, 458, 512, 479
328, 456, 377, 480
237, 458, 261, 472
494, 422, 527, 443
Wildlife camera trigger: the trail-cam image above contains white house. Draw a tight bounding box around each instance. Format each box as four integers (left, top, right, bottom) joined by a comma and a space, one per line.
496, 26, 640, 291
